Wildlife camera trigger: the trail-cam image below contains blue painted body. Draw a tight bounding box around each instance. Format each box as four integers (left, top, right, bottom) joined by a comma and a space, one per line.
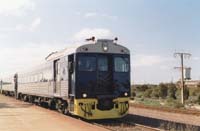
75, 53, 130, 99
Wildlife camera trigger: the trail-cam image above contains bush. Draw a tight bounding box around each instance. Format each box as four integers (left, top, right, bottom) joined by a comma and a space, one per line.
137, 94, 142, 98
168, 83, 177, 99
130, 91, 136, 100
158, 83, 168, 98
136, 84, 149, 92
131, 86, 136, 96
194, 88, 200, 95
166, 98, 184, 108
197, 83, 200, 88
151, 87, 160, 98
190, 88, 197, 96
175, 88, 181, 99
184, 87, 189, 100
144, 89, 153, 98
174, 87, 189, 101
186, 96, 197, 104
198, 95, 200, 105
131, 91, 136, 97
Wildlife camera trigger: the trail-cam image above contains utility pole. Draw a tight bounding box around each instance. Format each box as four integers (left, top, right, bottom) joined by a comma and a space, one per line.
174, 52, 191, 104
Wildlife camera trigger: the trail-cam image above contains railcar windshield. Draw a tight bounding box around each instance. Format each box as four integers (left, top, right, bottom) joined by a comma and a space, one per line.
76, 53, 130, 99
114, 57, 129, 72
78, 56, 96, 71
98, 56, 108, 72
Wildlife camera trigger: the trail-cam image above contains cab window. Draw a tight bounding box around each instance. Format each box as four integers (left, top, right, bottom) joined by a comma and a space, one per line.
78, 56, 96, 71
98, 56, 108, 71
114, 57, 129, 72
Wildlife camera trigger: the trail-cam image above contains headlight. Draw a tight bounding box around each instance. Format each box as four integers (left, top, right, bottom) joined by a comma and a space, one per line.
124, 92, 128, 96
103, 46, 108, 51
82, 93, 87, 98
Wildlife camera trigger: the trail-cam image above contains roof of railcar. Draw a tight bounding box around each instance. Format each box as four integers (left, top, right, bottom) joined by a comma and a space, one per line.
46, 39, 130, 61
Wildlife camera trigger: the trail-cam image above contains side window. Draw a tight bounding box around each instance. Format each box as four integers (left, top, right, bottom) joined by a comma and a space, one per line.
98, 56, 108, 71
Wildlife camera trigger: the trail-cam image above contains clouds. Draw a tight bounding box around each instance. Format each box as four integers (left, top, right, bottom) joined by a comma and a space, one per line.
83, 12, 118, 20
84, 12, 97, 18
0, 42, 65, 77
0, 0, 35, 16
16, 17, 41, 32
0, 0, 38, 33
0, 17, 41, 32
73, 28, 113, 41
131, 54, 176, 84
30, 17, 41, 31
133, 54, 171, 67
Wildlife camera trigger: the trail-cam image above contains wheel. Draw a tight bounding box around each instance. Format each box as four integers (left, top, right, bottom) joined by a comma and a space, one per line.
56, 99, 68, 114
48, 99, 56, 110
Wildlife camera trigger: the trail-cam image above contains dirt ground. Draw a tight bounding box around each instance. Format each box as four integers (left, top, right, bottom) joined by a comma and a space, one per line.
0, 95, 108, 131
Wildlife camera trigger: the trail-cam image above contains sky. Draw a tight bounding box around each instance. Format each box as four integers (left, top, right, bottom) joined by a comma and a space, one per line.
1, 0, 200, 84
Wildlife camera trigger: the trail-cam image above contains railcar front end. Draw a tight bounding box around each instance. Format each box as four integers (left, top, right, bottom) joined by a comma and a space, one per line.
70, 39, 131, 119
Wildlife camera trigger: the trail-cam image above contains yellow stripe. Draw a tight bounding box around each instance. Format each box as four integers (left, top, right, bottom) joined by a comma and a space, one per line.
73, 97, 129, 119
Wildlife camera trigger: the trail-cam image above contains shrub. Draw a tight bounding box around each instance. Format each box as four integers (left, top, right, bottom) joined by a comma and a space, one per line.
158, 83, 168, 98
194, 88, 200, 95
151, 87, 160, 98
197, 83, 200, 88
168, 83, 177, 99
184, 87, 189, 100
190, 89, 197, 96
144, 89, 153, 98
175, 88, 181, 99
136, 84, 149, 92
130, 91, 136, 100
131, 91, 136, 97
137, 94, 142, 98
166, 98, 184, 108
198, 95, 200, 105
131, 86, 136, 96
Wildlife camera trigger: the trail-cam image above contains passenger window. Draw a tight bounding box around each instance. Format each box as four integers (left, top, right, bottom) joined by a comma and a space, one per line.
98, 57, 108, 71
78, 56, 96, 71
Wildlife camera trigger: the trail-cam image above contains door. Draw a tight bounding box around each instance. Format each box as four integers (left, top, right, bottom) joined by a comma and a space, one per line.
53, 59, 61, 95
68, 54, 75, 111
96, 55, 113, 95
14, 74, 18, 99
0, 80, 2, 94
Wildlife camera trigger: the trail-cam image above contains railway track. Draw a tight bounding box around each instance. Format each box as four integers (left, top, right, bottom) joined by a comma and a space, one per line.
124, 114, 200, 131
131, 103, 200, 116
129, 104, 200, 131
90, 119, 161, 131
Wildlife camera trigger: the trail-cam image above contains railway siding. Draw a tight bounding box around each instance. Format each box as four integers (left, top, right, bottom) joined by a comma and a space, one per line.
129, 106, 200, 131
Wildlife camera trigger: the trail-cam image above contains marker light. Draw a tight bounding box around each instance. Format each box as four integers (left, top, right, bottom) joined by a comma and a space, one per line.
103, 46, 108, 52
124, 92, 128, 96
82, 93, 87, 98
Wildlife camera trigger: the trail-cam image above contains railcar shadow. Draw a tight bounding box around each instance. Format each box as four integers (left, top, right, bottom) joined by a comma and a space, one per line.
0, 103, 13, 108
0, 102, 32, 109
124, 114, 200, 131
88, 118, 137, 128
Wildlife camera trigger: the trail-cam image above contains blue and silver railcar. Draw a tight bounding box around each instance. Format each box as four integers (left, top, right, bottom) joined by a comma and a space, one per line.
1, 38, 130, 119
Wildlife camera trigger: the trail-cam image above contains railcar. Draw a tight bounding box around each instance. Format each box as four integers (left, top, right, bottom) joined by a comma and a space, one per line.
0, 38, 130, 119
